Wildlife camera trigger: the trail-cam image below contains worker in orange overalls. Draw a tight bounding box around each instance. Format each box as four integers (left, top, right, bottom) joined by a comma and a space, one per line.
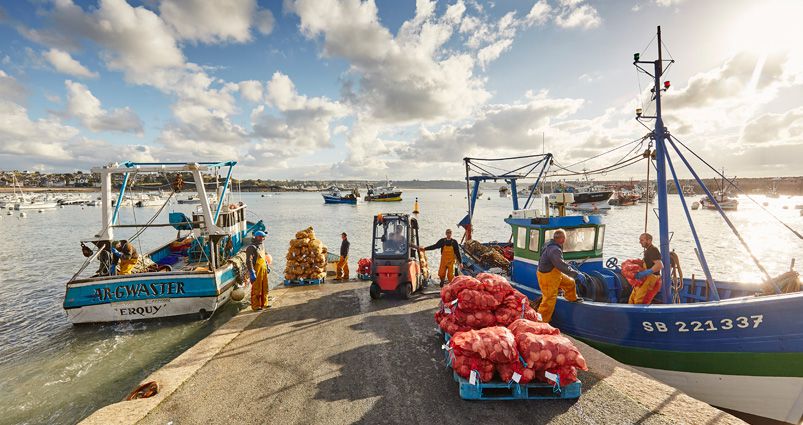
111, 240, 139, 275
247, 230, 271, 311
537, 229, 585, 322
336, 232, 350, 281
630, 233, 663, 304
422, 229, 463, 286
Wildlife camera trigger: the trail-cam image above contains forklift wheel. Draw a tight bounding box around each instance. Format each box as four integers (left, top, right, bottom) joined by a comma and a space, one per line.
369, 283, 381, 300
398, 282, 412, 300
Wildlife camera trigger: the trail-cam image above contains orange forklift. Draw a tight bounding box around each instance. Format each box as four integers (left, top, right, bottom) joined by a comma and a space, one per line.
369, 213, 430, 299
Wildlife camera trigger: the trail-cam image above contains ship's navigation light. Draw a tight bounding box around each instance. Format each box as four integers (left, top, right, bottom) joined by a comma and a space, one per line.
664, 81, 671, 89
634, 53, 640, 61
636, 108, 643, 117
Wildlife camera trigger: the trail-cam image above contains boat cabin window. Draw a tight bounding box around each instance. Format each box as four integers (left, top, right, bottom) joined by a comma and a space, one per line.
544, 227, 596, 253
374, 219, 408, 256
528, 229, 540, 252
596, 225, 605, 251
516, 227, 527, 250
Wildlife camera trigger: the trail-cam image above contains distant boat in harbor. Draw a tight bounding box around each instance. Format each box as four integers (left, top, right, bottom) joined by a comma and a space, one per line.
365, 179, 402, 202
323, 187, 358, 204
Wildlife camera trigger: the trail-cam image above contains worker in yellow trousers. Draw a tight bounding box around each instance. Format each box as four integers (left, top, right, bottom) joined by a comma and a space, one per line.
111, 240, 139, 275
422, 229, 463, 286
536, 229, 584, 322
336, 232, 350, 281
247, 231, 271, 311
630, 233, 663, 304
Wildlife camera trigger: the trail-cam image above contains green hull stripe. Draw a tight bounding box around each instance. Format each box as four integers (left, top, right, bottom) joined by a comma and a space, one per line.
577, 337, 803, 377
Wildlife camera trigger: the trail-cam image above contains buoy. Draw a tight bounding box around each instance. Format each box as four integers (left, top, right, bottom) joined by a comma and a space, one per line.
38, 209, 44, 213
762, 202, 769, 206
691, 201, 700, 210
231, 286, 246, 301
19, 212, 26, 218
5, 210, 11, 216
413, 197, 420, 214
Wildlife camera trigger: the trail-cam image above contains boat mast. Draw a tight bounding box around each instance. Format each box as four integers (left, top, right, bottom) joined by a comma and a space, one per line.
652, 26, 672, 299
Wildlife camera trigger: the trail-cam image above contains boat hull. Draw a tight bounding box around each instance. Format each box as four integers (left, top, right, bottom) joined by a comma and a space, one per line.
15, 202, 58, 210
323, 195, 357, 204
510, 278, 803, 423
634, 367, 803, 424
63, 267, 240, 324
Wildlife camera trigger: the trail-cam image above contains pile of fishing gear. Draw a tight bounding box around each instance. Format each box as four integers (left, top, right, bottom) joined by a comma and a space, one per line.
463, 240, 511, 271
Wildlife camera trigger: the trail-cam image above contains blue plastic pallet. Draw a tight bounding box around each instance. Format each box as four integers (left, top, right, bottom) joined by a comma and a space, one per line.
452, 371, 581, 400
283, 278, 324, 287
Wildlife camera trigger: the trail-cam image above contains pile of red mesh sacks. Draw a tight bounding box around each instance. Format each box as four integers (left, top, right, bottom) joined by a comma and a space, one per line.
621, 258, 645, 287
434, 273, 539, 335
447, 318, 588, 386
436, 274, 589, 386
357, 258, 371, 276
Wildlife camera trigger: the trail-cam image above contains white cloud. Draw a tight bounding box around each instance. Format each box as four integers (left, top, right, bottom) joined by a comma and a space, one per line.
43, 48, 97, 78
290, 0, 490, 123
0, 100, 77, 160
555, 3, 601, 29
739, 107, 803, 146
524, 1, 552, 26
655, 0, 684, 6
399, 90, 586, 163
0, 70, 27, 104
238, 80, 264, 103
159, 0, 275, 44
65, 80, 143, 134
478, 38, 513, 68
250, 72, 348, 159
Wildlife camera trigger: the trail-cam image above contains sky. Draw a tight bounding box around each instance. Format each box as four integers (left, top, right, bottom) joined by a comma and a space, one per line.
1, 0, 802, 180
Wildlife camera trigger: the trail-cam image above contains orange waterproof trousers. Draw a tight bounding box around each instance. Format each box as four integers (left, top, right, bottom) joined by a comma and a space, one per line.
537, 268, 578, 322
629, 273, 660, 304
337, 256, 349, 280
251, 255, 269, 310
438, 246, 456, 283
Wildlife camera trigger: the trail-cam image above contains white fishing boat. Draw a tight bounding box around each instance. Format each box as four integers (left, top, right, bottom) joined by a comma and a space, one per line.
63, 161, 264, 324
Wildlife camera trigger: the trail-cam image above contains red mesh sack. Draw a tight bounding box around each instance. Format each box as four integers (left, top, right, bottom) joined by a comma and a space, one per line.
621, 258, 646, 287
496, 362, 535, 384
438, 314, 470, 335
522, 306, 540, 321
453, 308, 496, 329
441, 275, 481, 303
494, 307, 519, 327
450, 326, 518, 364
508, 319, 560, 337
457, 289, 500, 312
536, 366, 579, 385
501, 290, 528, 310
357, 258, 372, 274
452, 353, 495, 382
516, 334, 588, 371
476, 273, 514, 302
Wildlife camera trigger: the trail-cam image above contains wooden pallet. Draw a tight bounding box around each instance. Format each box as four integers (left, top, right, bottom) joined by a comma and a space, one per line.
283, 278, 324, 287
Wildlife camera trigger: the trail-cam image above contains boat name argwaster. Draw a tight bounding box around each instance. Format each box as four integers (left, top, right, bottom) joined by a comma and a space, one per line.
94, 282, 186, 301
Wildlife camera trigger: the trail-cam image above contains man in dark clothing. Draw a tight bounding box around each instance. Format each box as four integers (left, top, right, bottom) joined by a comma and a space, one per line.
537, 229, 585, 322
337, 232, 350, 281
630, 233, 663, 304
422, 229, 463, 286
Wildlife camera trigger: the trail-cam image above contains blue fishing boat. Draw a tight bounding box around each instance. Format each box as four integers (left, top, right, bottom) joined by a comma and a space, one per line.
457, 28, 803, 423
63, 161, 265, 324
322, 186, 358, 204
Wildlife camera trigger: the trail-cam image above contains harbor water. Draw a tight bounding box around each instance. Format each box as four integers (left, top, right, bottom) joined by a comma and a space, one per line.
1, 190, 802, 424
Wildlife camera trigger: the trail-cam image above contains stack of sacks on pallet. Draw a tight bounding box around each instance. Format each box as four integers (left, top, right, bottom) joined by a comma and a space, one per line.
434, 273, 539, 335
435, 272, 588, 385
283, 227, 327, 281
503, 319, 588, 385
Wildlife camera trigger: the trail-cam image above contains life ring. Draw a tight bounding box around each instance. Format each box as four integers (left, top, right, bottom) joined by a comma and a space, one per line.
125, 381, 159, 400
229, 204, 237, 210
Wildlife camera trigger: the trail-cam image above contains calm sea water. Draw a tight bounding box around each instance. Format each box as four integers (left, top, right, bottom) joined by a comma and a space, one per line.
1, 190, 802, 424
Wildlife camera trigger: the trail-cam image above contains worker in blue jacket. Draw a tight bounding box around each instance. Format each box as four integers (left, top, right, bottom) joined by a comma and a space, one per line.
537, 229, 585, 322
